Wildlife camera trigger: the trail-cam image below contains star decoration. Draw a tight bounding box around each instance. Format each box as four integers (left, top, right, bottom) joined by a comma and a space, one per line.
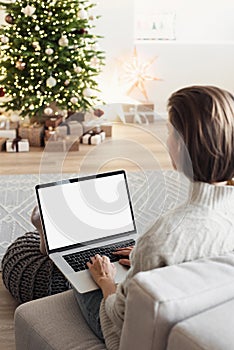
119, 47, 161, 101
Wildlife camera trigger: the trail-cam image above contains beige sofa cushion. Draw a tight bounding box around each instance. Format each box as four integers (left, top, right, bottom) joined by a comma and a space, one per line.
15, 253, 234, 350
15, 290, 106, 350
120, 253, 234, 350
167, 298, 234, 350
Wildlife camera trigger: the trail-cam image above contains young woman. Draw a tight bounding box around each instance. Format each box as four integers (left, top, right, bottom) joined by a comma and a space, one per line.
75, 86, 234, 350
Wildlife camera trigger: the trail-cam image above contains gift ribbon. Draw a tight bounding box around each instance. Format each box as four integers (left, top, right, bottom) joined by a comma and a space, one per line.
81, 130, 104, 144
12, 136, 22, 152
83, 130, 95, 144
59, 122, 71, 135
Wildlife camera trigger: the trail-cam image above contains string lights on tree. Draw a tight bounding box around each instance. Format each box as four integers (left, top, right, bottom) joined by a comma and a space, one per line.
0, 0, 105, 118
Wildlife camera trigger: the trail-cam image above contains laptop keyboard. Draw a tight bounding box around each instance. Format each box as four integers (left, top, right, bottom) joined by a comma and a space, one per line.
63, 239, 135, 272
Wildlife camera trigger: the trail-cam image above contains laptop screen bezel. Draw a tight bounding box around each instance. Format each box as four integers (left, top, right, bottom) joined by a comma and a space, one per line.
35, 170, 137, 254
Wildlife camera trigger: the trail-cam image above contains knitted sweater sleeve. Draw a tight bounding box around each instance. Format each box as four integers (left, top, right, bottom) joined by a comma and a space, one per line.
99, 219, 167, 350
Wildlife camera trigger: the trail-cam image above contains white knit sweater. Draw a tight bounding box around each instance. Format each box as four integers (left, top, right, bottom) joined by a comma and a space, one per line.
100, 181, 234, 350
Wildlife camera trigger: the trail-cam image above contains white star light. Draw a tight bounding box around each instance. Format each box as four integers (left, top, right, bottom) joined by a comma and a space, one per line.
120, 47, 161, 101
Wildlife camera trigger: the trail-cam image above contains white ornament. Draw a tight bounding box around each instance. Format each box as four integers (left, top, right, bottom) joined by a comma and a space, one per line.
45, 48, 54, 55
29, 104, 34, 110
70, 97, 78, 104
64, 80, 70, 86
74, 66, 82, 74
44, 107, 53, 115
90, 56, 100, 67
10, 113, 20, 122
32, 41, 39, 48
92, 43, 100, 51
58, 35, 69, 47
78, 9, 88, 20
46, 76, 57, 88
0, 114, 7, 122
32, 41, 41, 51
22, 4, 36, 17
83, 88, 93, 97
1, 35, 9, 44
35, 25, 40, 31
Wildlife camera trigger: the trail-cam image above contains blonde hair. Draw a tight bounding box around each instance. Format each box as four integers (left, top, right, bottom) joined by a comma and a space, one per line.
168, 86, 234, 183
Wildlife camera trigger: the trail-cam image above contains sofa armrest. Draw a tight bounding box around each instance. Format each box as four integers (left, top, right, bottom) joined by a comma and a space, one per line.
119, 253, 234, 350
14, 290, 106, 350
167, 298, 234, 350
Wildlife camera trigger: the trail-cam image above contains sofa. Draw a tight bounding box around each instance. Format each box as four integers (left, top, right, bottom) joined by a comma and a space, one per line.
15, 252, 234, 350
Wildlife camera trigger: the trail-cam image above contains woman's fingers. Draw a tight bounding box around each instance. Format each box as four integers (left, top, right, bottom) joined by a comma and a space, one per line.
113, 246, 134, 255
113, 246, 134, 251
119, 259, 131, 267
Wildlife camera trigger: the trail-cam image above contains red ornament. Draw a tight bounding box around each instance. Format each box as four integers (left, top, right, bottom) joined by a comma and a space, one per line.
5, 14, 14, 24
94, 109, 104, 118
0, 87, 5, 97
77, 28, 85, 35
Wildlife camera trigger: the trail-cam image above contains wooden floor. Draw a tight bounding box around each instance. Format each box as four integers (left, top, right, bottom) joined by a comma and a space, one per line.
0, 274, 19, 350
0, 120, 172, 350
0, 121, 171, 175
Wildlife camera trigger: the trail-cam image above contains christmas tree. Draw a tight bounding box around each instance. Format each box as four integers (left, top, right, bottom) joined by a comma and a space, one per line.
0, 0, 105, 118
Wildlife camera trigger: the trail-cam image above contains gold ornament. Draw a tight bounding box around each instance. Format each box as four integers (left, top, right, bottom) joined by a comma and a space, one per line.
15, 60, 26, 70
46, 76, 57, 88
58, 35, 69, 47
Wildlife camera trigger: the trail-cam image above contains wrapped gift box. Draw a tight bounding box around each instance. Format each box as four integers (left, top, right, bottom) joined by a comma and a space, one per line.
56, 121, 83, 137
45, 115, 63, 128
81, 130, 105, 145
0, 137, 7, 151
100, 124, 112, 137
67, 111, 85, 123
122, 103, 154, 123
45, 135, 79, 152
82, 122, 112, 137
0, 120, 18, 130
0, 129, 17, 138
18, 125, 45, 147
6, 138, 29, 152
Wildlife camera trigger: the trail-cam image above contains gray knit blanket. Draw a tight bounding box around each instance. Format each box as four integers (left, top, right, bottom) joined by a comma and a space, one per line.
0, 171, 191, 266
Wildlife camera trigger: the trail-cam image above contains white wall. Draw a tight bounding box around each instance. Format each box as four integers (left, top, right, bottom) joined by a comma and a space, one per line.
96, 0, 234, 114
1, 1, 234, 114
94, 0, 135, 103
135, 41, 234, 113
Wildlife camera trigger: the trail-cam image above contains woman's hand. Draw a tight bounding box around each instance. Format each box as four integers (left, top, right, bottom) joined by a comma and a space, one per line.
87, 255, 117, 299
31, 206, 47, 255
112, 246, 134, 267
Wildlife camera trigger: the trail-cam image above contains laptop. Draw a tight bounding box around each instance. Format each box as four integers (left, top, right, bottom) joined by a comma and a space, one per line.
35, 170, 137, 293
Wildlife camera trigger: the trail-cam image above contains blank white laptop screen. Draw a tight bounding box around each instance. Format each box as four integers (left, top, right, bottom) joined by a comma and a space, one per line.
37, 173, 135, 251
